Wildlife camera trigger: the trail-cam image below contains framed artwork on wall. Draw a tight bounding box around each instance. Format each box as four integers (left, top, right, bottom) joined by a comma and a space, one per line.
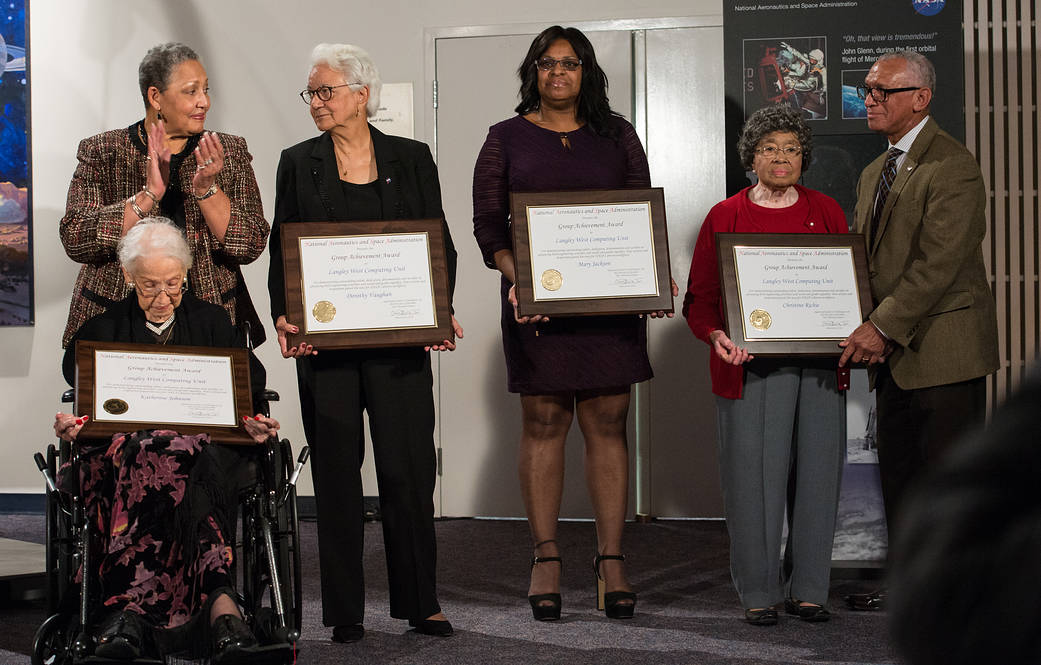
0, 0, 32, 325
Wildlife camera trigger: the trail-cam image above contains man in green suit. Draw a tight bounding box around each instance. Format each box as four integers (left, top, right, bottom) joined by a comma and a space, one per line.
839, 50, 999, 610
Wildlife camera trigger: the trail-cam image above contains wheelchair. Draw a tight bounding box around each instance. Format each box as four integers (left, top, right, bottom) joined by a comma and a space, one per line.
31, 388, 309, 665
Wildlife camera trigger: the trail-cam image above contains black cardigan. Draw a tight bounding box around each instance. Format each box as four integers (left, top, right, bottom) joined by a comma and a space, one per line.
63, 293, 267, 410
267, 124, 458, 322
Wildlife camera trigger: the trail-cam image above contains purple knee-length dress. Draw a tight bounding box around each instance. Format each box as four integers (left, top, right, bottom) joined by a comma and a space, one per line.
473, 115, 653, 394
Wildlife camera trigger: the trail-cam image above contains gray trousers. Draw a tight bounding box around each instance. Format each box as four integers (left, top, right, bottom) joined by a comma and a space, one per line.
716, 363, 845, 608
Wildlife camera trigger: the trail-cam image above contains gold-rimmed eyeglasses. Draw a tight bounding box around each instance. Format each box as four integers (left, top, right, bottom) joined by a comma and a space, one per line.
755, 145, 803, 159
299, 83, 362, 104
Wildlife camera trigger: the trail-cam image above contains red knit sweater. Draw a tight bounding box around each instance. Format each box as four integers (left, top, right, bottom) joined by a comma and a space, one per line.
682, 185, 850, 399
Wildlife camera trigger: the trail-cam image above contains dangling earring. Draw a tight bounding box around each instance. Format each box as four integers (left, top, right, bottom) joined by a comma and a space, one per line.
356, 106, 361, 119
157, 108, 163, 121
127, 282, 136, 290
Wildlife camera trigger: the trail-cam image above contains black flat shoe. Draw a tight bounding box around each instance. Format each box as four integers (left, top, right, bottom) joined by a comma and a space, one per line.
744, 608, 779, 626
331, 623, 365, 643
844, 589, 886, 611
528, 540, 563, 621
594, 554, 637, 619
211, 614, 258, 664
409, 618, 454, 637
95, 610, 144, 659
785, 598, 831, 622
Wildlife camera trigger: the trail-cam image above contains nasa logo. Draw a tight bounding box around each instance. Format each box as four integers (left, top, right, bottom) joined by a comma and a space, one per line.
912, 0, 945, 16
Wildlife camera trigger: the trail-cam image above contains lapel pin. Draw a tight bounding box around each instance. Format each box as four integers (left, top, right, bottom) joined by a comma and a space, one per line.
385, 177, 392, 184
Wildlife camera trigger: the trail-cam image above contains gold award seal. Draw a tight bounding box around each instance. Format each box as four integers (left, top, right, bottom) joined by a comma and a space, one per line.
541, 269, 563, 292
103, 398, 129, 415
312, 300, 336, 323
749, 308, 772, 331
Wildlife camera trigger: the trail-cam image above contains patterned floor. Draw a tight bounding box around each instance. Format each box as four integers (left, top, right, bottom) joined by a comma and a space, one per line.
0, 515, 896, 664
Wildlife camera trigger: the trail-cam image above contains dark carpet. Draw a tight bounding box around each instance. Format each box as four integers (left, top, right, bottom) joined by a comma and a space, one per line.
0, 515, 896, 664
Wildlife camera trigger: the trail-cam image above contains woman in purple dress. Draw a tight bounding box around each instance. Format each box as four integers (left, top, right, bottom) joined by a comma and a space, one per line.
472, 25, 676, 621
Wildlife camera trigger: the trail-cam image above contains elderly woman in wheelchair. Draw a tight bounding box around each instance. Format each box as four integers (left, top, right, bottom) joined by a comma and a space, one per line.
51, 217, 279, 663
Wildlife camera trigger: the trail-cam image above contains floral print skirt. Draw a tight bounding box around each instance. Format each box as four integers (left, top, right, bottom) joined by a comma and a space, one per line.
60, 429, 234, 631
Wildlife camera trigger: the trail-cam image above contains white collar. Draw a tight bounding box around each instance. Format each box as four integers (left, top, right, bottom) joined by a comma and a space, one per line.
889, 115, 930, 153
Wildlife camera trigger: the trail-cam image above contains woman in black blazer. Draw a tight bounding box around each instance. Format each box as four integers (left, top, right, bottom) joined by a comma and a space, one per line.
267, 43, 460, 642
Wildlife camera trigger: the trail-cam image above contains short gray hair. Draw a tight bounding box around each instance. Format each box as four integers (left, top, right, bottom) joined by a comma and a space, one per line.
737, 105, 813, 170
138, 42, 201, 106
117, 218, 193, 273
309, 43, 382, 118
877, 50, 936, 92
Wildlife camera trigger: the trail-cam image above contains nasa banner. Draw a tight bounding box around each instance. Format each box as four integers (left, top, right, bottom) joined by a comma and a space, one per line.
723, 0, 965, 564
724, 0, 964, 222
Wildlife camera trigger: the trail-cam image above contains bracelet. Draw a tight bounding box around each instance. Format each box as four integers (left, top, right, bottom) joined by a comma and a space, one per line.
140, 186, 160, 205
127, 195, 148, 220
195, 183, 218, 200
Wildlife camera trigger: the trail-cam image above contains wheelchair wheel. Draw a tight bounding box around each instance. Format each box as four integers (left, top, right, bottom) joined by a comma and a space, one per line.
32, 613, 75, 665
239, 438, 303, 644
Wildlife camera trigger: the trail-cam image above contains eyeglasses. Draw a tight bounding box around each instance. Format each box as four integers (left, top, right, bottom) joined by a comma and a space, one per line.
299, 83, 362, 104
134, 281, 187, 298
535, 57, 582, 72
855, 84, 920, 103
755, 145, 803, 159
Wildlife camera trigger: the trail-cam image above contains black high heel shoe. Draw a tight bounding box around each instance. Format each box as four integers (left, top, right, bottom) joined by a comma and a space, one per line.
594, 553, 636, 619
528, 539, 562, 621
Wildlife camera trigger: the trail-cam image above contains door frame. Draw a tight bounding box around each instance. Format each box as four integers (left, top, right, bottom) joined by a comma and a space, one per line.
424, 17, 723, 160
423, 16, 722, 517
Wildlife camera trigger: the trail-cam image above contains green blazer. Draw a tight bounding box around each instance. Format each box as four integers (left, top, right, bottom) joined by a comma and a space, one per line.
854, 117, 999, 390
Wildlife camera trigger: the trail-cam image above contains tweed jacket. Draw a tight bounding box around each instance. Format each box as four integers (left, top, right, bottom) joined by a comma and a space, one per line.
60, 125, 269, 348
267, 124, 457, 323
854, 117, 999, 390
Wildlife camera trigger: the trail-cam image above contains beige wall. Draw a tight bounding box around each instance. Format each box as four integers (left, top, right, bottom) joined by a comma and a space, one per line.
1, 0, 721, 498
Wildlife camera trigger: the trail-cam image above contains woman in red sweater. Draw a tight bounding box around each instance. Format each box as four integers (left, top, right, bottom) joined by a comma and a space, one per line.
682, 105, 848, 625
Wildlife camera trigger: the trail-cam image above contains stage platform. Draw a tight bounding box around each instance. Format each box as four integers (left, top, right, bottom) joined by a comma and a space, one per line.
0, 537, 45, 602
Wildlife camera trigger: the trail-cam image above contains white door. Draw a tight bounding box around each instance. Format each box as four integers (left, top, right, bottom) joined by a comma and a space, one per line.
433, 30, 635, 518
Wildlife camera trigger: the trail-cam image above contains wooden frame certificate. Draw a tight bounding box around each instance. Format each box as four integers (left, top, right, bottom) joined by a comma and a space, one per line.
716, 233, 873, 355
510, 189, 673, 317
74, 341, 254, 445
281, 220, 453, 349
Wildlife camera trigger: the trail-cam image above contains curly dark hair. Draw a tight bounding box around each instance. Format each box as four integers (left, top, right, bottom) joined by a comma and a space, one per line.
138, 42, 201, 106
736, 105, 813, 170
514, 26, 620, 139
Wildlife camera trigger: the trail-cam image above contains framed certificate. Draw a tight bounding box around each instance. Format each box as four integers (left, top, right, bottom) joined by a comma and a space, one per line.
716, 233, 873, 355
74, 341, 255, 445
281, 220, 453, 349
510, 189, 674, 317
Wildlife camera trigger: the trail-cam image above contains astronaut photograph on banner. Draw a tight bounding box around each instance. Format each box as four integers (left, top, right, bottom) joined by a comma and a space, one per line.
742, 36, 828, 120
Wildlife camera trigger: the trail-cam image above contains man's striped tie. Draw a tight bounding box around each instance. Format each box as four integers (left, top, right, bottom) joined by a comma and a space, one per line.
870, 147, 902, 243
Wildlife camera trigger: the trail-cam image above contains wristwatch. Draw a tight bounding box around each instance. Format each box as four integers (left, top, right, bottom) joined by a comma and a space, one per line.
195, 183, 218, 200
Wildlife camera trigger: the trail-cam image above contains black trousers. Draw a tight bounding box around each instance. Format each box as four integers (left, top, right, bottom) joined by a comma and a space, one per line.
296, 347, 440, 626
874, 364, 987, 551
